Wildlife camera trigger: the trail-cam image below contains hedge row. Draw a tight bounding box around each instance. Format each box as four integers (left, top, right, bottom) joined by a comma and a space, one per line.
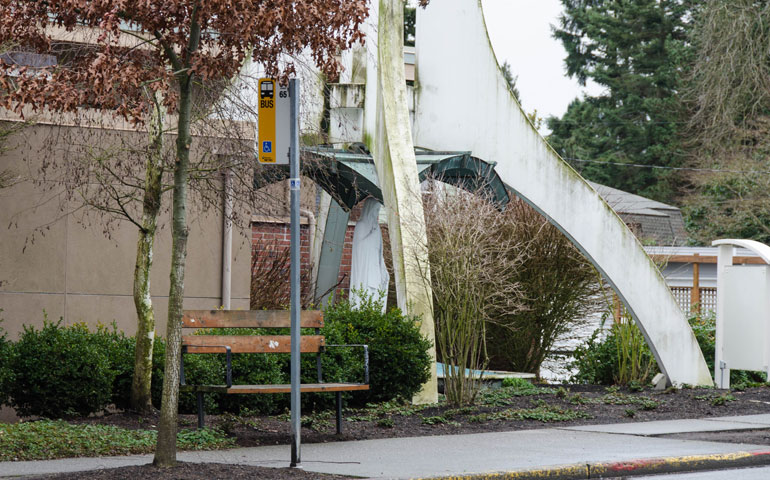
0, 296, 431, 419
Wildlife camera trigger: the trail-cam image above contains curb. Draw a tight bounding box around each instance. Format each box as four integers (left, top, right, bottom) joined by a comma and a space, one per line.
411, 449, 770, 480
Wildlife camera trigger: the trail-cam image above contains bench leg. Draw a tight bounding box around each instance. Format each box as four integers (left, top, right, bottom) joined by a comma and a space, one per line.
197, 392, 205, 429
336, 391, 342, 434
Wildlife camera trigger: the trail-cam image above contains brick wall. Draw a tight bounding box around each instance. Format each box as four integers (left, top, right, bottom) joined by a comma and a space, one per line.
250, 220, 313, 308
251, 202, 371, 306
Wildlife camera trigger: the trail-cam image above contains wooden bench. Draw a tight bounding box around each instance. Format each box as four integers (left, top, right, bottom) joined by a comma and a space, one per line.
179, 309, 369, 432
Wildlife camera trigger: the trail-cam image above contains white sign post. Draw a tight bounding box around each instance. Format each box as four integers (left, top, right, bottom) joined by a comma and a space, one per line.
713, 239, 770, 389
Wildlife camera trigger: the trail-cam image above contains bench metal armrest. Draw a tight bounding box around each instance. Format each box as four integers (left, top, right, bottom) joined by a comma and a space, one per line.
180, 345, 233, 388
326, 344, 370, 384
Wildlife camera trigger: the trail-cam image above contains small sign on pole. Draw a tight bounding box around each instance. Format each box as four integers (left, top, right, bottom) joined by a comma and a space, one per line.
258, 78, 290, 165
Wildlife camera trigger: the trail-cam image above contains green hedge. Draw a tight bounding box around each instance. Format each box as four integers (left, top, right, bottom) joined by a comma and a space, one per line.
3, 320, 166, 418
9, 321, 116, 418
322, 293, 432, 405
0, 320, 13, 406
2, 301, 433, 418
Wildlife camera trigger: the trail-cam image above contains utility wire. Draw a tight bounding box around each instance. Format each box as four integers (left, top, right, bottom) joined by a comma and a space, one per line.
547, 119, 688, 126
563, 157, 770, 175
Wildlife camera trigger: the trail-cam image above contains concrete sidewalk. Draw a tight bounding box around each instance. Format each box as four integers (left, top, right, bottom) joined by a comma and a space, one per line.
4, 414, 770, 479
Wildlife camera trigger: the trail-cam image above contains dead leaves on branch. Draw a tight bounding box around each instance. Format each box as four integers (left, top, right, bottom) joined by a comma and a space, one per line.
0, 0, 369, 122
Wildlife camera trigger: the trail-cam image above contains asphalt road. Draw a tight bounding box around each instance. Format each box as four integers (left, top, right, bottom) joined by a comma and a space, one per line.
615, 465, 770, 479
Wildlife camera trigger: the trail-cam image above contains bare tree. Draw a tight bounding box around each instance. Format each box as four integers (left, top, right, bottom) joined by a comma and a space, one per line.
687, 1, 770, 146
485, 198, 604, 377
684, 1, 770, 244
1, 0, 368, 466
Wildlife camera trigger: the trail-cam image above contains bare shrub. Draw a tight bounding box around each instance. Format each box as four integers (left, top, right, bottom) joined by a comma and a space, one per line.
686, 1, 770, 148
420, 183, 526, 405
250, 238, 314, 310
682, 2, 770, 244
485, 199, 603, 377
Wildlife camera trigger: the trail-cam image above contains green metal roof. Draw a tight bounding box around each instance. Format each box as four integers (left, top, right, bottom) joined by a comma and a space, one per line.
254, 147, 510, 211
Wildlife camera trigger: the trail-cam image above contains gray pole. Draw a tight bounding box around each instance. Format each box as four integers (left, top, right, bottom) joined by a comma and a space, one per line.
289, 78, 302, 468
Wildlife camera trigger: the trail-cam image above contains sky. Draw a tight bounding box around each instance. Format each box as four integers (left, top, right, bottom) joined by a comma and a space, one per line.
480, 0, 603, 129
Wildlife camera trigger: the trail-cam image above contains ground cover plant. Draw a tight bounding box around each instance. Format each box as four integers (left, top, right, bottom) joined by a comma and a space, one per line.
7, 380, 769, 465
0, 421, 232, 461
5, 379, 770, 480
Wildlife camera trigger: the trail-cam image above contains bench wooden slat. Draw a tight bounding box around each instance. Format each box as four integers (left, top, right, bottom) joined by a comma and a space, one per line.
181, 383, 370, 394
182, 310, 323, 329
182, 334, 324, 354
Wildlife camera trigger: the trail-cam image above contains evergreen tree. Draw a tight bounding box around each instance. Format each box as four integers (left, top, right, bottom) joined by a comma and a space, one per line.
501, 61, 521, 103
404, 4, 416, 46
548, 0, 695, 203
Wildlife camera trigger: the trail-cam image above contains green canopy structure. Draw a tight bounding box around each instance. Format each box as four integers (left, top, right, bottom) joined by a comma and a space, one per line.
255, 147, 510, 210
253, 146, 510, 303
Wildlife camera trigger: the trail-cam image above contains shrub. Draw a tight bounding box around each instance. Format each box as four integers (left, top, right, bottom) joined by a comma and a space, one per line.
422, 188, 525, 405
0, 318, 13, 406
613, 314, 657, 385
689, 311, 715, 373
222, 348, 286, 414
250, 239, 314, 310
9, 320, 115, 418
95, 326, 135, 409
570, 312, 658, 385
571, 316, 623, 385
486, 199, 603, 375
322, 292, 432, 405
421, 190, 601, 396
101, 330, 166, 412
173, 297, 430, 416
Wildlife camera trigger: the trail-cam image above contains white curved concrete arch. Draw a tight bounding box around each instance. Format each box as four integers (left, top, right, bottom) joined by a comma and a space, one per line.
413, 0, 712, 386
712, 239, 770, 264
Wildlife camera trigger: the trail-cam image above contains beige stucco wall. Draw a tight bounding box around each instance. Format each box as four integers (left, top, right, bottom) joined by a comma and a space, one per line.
0, 122, 251, 340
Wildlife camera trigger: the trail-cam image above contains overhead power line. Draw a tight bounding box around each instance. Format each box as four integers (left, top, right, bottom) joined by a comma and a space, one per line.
548, 119, 687, 126
563, 157, 770, 175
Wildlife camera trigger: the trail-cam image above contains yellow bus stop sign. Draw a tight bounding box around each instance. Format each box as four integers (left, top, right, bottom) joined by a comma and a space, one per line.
258, 78, 289, 165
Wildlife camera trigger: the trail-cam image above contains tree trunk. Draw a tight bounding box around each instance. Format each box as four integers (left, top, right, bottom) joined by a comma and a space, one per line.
153, 74, 193, 468
130, 95, 165, 413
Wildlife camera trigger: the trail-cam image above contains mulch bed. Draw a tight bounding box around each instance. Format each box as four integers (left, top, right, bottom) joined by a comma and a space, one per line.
28, 462, 351, 480
25, 384, 770, 479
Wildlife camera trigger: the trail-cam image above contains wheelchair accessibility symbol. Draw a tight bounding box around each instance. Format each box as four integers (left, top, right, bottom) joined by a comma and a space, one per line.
262, 141, 272, 153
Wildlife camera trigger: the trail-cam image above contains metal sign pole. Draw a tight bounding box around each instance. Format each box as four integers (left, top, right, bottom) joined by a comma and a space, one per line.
289, 78, 302, 468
